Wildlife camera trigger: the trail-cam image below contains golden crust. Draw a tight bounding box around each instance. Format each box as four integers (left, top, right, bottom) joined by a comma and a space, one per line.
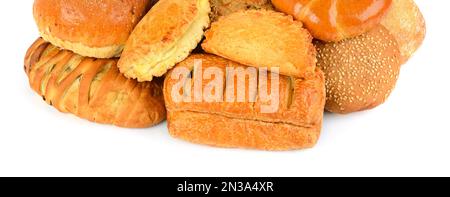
33, 0, 154, 58
381, 0, 426, 64
164, 54, 325, 150
315, 26, 401, 114
24, 38, 166, 128
118, 0, 211, 82
271, 0, 392, 42
210, 0, 274, 22
202, 10, 317, 78
168, 111, 321, 150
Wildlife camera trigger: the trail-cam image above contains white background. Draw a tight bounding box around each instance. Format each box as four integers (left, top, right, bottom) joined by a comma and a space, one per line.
0, 0, 449, 177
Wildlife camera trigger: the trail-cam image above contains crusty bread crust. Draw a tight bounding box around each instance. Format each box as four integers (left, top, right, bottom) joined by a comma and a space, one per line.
381, 0, 426, 64
33, 0, 154, 58
164, 54, 325, 150
24, 38, 166, 128
168, 111, 321, 150
202, 10, 317, 78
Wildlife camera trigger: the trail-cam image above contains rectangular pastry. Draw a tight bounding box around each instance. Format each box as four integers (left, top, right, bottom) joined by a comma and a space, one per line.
164, 54, 325, 150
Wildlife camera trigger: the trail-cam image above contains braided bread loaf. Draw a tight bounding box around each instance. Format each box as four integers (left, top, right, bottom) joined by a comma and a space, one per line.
271, 0, 392, 42
24, 38, 166, 128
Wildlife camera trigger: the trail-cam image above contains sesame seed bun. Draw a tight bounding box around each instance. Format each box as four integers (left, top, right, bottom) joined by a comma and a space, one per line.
381, 0, 426, 64
315, 25, 401, 114
33, 0, 156, 58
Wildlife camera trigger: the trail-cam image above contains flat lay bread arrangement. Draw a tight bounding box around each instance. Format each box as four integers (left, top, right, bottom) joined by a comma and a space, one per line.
25, 0, 426, 150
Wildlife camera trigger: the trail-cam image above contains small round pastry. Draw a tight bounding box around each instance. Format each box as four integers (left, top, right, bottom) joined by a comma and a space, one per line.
33, 0, 155, 58
210, 0, 274, 22
271, 0, 392, 42
381, 0, 426, 64
202, 10, 317, 78
118, 0, 211, 82
315, 25, 401, 114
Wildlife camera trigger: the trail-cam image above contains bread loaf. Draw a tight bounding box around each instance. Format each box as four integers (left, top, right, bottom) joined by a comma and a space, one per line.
33, 0, 156, 58
24, 38, 166, 128
271, 0, 392, 42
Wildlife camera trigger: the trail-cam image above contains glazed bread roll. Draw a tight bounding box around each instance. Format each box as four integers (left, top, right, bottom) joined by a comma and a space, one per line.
33, 0, 155, 58
118, 0, 211, 82
202, 10, 316, 78
315, 26, 401, 114
381, 0, 426, 64
164, 54, 325, 150
210, 0, 274, 22
24, 38, 166, 128
271, 0, 392, 42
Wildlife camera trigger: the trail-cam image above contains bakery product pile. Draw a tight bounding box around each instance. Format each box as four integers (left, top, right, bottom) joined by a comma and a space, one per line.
25, 0, 426, 150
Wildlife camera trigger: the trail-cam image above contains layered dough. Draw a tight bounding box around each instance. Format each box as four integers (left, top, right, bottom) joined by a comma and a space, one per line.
164, 54, 325, 150
118, 0, 211, 82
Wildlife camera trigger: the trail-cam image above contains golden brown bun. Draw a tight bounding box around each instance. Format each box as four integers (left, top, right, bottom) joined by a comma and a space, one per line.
118, 0, 211, 82
271, 0, 392, 42
164, 54, 325, 150
210, 0, 274, 22
315, 26, 401, 114
24, 38, 166, 128
202, 10, 317, 78
33, 0, 155, 58
381, 0, 426, 64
